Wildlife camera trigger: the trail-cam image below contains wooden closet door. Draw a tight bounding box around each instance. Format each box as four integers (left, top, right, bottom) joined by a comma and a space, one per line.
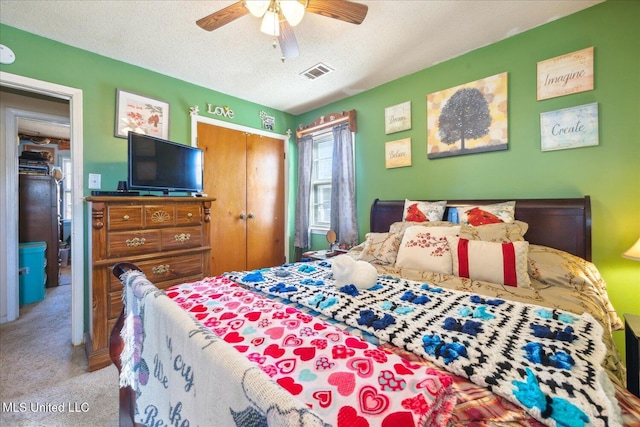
198, 123, 247, 275
246, 134, 285, 270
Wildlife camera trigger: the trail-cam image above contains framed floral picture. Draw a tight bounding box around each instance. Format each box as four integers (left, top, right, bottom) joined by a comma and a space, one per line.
114, 89, 170, 139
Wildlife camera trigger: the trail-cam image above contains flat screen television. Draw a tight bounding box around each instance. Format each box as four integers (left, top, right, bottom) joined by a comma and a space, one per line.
127, 132, 204, 195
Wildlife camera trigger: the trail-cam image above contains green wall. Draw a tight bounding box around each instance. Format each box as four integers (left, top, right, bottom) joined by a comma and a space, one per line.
0, 23, 298, 328
1, 1, 638, 357
297, 1, 640, 358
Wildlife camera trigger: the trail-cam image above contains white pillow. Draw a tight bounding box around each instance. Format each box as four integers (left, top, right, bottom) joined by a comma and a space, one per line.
446, 236, 531, 287
395, 226, 461, 274
357, 232, 402, 265
402, 200, 447, 222
457, 201, 516, 226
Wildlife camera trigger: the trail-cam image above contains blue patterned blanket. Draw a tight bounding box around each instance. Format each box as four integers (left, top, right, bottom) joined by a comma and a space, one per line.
225, 260, 622, 427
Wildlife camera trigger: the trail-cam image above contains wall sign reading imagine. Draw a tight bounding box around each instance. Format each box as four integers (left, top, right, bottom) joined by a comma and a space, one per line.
537, 47, 594, 100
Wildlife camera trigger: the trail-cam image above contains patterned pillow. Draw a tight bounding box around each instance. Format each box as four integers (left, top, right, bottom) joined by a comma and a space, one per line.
446, 236, 531, 287
395, 226, 461, 274
389, 220, 457, 235
457, 201, 516, 226
459, 220, 529, 243
357, 232, 402, 265
402, 200, 447, 222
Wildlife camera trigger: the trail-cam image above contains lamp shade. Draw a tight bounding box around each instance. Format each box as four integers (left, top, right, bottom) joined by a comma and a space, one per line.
245, 0, 270, 17
279, 0, 305, 26
622, 236, 640, 261
260, 10, 280, 36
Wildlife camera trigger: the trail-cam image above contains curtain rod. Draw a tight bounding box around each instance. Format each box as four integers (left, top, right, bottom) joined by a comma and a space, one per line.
296, 109, 357, 140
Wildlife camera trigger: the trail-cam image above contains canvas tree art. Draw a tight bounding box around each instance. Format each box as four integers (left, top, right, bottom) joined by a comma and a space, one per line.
438, 88, 492, 151
427, 72, 508, 159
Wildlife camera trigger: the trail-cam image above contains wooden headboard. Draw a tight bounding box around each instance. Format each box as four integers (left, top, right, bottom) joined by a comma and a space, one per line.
370, 197, 592, 261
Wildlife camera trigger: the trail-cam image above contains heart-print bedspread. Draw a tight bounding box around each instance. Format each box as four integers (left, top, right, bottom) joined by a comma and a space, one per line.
166, 275, 456, 427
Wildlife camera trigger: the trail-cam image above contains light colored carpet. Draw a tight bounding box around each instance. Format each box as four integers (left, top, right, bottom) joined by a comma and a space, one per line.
0, 278, 119, 426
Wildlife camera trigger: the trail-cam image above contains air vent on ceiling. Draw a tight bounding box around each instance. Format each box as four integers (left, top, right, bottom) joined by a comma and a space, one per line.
300, 62, 334, 80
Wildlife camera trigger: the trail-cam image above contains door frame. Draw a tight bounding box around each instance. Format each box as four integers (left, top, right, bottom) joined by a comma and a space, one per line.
0, 71, 84, 346
190, 115, 290, 263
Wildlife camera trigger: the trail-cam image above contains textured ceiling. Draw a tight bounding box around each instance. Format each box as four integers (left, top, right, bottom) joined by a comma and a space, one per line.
1, 1, 602, 115
18, 118, 70, 140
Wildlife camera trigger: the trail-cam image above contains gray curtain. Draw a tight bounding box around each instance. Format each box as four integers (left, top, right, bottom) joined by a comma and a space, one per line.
294, 135, 313, 249
330, 123, 359, 247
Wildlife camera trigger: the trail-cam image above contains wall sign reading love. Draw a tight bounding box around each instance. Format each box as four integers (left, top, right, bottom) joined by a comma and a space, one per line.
206, 103, 235, 119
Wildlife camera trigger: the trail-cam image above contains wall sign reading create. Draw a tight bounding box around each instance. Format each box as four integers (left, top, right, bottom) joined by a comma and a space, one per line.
540, 103, 599, 151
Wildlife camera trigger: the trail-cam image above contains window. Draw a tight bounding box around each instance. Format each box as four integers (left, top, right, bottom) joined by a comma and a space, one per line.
61, 157, 72, 219
310, 132, 334, 231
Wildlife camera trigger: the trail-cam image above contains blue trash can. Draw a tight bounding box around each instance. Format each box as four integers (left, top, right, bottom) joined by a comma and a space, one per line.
19, 241, 47, 305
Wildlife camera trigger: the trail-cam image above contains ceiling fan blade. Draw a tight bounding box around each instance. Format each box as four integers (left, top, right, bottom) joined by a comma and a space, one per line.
196, 1, 249, 31
305, 0, 368, 25
278, 18, 300, 60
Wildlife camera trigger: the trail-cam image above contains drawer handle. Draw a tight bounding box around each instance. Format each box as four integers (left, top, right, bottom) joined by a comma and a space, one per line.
186, 212, 193, 219
152, 264, 170, 274
123, 215, 130, 221
126, 237, 146, 247
174, 233, 191, 243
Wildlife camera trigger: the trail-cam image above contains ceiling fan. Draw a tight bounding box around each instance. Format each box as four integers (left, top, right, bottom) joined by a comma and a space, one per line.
196, 0, 368, 61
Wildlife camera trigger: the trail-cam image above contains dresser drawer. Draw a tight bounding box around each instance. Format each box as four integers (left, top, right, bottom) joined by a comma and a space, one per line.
161, 226, 203, 251
107, 230, 161, 258
108, 206, 144, 230
145, 205, 175, 227
175, 204, 202, 225
108, 252, 205, 293
144, 253, 204, 283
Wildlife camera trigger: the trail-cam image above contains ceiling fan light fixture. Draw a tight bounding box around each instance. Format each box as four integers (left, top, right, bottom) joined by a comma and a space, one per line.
245, 0, 270, 17
279, 0, 304, 26
260, 9, 280, 36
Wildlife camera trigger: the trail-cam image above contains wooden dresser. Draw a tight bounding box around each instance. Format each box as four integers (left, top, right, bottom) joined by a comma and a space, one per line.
85, 196, 215, 371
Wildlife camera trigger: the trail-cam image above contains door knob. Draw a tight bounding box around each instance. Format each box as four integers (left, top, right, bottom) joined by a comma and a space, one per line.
247, 213, 255, 219
239, 213, 247, 219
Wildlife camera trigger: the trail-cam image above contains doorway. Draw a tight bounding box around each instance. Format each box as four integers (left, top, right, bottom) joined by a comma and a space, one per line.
0, 71, 84, 346
18, 115, 71, 289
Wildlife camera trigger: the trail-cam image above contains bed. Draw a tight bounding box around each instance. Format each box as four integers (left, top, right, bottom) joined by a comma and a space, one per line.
110, 196, 640, 427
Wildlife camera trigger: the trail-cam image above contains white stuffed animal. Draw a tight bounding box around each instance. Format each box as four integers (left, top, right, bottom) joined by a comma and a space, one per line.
331, 255, 378, 290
